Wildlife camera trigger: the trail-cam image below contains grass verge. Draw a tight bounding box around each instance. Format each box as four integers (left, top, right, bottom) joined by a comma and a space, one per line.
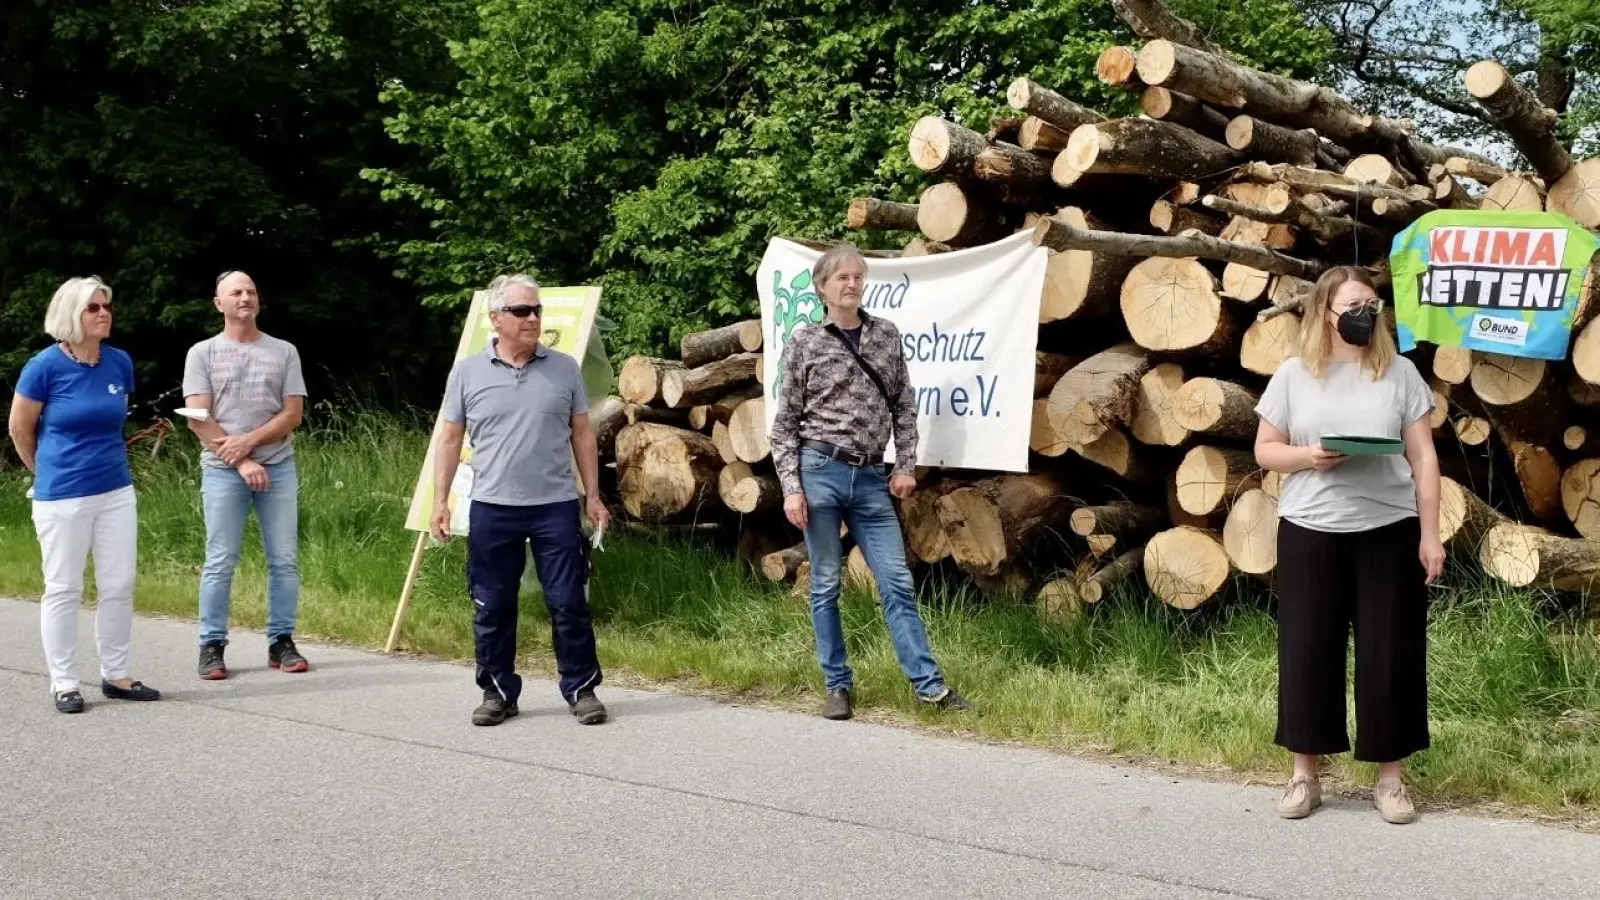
1, 409, 1597, 819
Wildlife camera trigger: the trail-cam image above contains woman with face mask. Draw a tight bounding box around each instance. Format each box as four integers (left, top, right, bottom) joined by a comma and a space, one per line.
1252, 266, 1444, 825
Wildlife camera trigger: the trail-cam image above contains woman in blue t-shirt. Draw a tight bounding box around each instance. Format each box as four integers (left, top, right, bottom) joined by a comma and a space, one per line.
7, 276, 161, 713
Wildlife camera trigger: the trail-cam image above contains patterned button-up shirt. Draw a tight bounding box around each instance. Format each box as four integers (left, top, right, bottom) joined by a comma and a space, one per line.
770, 312, 919, 496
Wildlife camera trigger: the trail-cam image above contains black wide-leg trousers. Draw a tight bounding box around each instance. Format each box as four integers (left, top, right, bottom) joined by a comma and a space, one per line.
1275, 516, 1431, 763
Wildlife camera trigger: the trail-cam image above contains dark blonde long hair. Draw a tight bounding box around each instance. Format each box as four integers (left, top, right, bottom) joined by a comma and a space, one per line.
1297, 266, 1397, 379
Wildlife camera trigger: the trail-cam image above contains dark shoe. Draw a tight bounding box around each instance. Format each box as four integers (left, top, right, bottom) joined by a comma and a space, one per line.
822, 688, 853, 721
569, 689, 607, 725
101, 680, 161, 701
54, 690, 85, 714
198, 643, 228, 681
921, 688, 970, 712
472, 694, 519, 726
268, 635, 310, 673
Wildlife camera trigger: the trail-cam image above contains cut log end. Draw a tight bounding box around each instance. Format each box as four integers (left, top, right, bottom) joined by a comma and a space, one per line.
1144, 526, 1231, 609
1222, 488, 1278, 575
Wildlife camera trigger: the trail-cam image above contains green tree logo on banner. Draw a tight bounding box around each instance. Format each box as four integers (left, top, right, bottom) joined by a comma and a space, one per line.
769, 269, 824, 399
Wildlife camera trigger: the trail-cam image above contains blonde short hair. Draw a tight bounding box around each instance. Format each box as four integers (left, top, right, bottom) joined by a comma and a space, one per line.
1297, 266, 1396, 380
44, 276, 113, 344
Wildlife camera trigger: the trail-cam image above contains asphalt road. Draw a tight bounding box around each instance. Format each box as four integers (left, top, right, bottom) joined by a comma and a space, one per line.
1, 597, 1597, 900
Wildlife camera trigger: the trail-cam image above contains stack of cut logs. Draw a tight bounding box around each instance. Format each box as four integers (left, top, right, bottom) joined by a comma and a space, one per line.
598, 5, 1600, 615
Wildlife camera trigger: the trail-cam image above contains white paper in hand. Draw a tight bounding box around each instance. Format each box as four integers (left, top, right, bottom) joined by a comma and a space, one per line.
174, 407, 210, 422
589, 521, 606, 553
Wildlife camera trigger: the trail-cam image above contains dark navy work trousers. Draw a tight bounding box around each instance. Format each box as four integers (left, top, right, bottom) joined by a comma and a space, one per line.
467, 498, 601, 705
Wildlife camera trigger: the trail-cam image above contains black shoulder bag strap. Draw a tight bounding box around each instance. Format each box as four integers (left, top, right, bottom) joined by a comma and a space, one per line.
823, 323, 893, 407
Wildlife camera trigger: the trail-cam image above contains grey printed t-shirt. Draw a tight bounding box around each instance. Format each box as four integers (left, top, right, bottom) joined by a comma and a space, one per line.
441, 340, 589, 507
183, 333, 308, 468
1254, 355, 1434, 533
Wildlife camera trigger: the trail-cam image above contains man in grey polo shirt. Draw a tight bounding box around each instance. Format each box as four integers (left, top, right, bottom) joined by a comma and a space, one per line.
430, 273, 611, 727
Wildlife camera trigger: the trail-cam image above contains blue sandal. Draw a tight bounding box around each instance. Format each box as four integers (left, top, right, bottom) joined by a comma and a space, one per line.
101, 680, 161, 701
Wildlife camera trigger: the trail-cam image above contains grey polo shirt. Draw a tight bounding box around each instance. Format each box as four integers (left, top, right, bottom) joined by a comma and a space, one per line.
441, 339, 590, 507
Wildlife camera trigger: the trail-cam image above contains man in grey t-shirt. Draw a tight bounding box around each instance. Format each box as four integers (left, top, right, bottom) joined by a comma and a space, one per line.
431, 273, 611, 727
182, 270, 310, 680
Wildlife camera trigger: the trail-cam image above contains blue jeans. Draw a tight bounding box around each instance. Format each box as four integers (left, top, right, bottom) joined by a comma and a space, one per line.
799, 448, 946, 699
198, 459, 299, 646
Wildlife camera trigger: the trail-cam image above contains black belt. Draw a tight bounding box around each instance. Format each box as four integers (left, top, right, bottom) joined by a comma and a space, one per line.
801, 438, 883, 467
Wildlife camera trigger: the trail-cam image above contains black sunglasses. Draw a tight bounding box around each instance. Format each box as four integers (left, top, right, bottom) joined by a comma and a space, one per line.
86, 301, 112, 314
501, 304, 543, 319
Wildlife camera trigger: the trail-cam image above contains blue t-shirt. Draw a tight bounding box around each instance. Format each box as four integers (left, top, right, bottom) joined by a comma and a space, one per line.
15, 345, 135, 501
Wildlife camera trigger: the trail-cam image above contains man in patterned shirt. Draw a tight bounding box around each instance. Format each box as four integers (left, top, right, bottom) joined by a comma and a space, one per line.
771, 244, 970, 721
182, 270, 310, 680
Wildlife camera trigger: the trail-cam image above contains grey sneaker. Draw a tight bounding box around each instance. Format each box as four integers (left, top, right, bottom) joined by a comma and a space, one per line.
472, 694, 519, 726
822, 688, 852, 721
1275, 774, 1323, 819
570, 689, 607, 725
1373, 777, 1417, 824
921, 688, 971, 712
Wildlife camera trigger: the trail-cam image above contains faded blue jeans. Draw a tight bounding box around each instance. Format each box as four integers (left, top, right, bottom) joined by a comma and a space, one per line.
198, 459, 300, 646
799, 447, 947, 699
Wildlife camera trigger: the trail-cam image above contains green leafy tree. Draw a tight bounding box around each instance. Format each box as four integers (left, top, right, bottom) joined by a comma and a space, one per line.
368, 0, 1332, 360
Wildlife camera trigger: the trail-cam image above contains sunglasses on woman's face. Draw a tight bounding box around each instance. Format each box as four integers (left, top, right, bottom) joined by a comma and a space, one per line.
86, 302, 112, 315
502, 304, 543, 319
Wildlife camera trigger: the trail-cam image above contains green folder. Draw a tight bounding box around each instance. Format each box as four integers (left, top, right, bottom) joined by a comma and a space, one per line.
1321, 434, 1406, 456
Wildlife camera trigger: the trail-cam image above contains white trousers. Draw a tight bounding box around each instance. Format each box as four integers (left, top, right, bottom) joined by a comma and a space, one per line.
32, 485, 138, 693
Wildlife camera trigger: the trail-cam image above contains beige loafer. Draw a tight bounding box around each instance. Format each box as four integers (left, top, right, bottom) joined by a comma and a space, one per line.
1374, 777, 1418, 824
1275, 774, 1323, 819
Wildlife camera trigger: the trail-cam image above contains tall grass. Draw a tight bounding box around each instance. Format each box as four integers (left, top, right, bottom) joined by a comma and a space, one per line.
1, 408, 1597, 815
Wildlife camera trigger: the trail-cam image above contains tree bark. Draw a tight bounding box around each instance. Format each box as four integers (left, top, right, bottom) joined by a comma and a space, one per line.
1067, 118, 1243, 181
1144, 526, 1233, 609
618, 356, 683, 405
1071, 427, 1157, 484
902, 478, 964, 563
625, 402, 691, 427
1077, 549, 1145, 603
1548, 158, 1600, 229
661, 352, 760, 409
1071, 500, 1165, 542
1175, 445, 1261, 516
1481, 523, 1600, 593
1111, 0, 1227, 55
717, 461, 783, 514
1222, 487, 1278, 575
974, 141, 1056, 191
1224, 115, 1321, 166
1465, 60, 1574, 186
1121, 257, 1238, 357
1240, 312, 1300, 376
1202, 193, 1387, 248
1047, 342, 1153, 446
1007, 78, 1108, 131
1445, 156, 1510, 186
680, 321, 762, 369
728, 397, 771, 463
1032, 214, 1326, 280
615, 423, 723, 523
1034, 352, 1082, 397
1130, 362, 1191, 447
1506, 439, 1563, 522
1142, 87, 1231, 142
1432, 173, 1479, 210
847, 198, 920, 232
1136, 39, 1408, 146
902, 237, 954, 257
936, 473, 1076, 576
592, 396, 629, 461
1172, 377, 1261, 442
908, 116, 990, 177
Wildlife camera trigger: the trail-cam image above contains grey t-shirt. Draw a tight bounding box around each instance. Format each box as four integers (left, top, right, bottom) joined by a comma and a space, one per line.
182, 333, 308, 468
441, 341, 590, 507
1254, 355, 1434, 533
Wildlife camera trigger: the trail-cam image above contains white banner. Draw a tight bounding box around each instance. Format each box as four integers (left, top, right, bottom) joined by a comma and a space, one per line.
757, 230, 1048, 472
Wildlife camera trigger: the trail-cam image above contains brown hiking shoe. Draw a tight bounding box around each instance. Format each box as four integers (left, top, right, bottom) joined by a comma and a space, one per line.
1275, 774, 1322, 819
1374, 777, 1417, 824
822, 688, 852, 721
569, 689, 607, 725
